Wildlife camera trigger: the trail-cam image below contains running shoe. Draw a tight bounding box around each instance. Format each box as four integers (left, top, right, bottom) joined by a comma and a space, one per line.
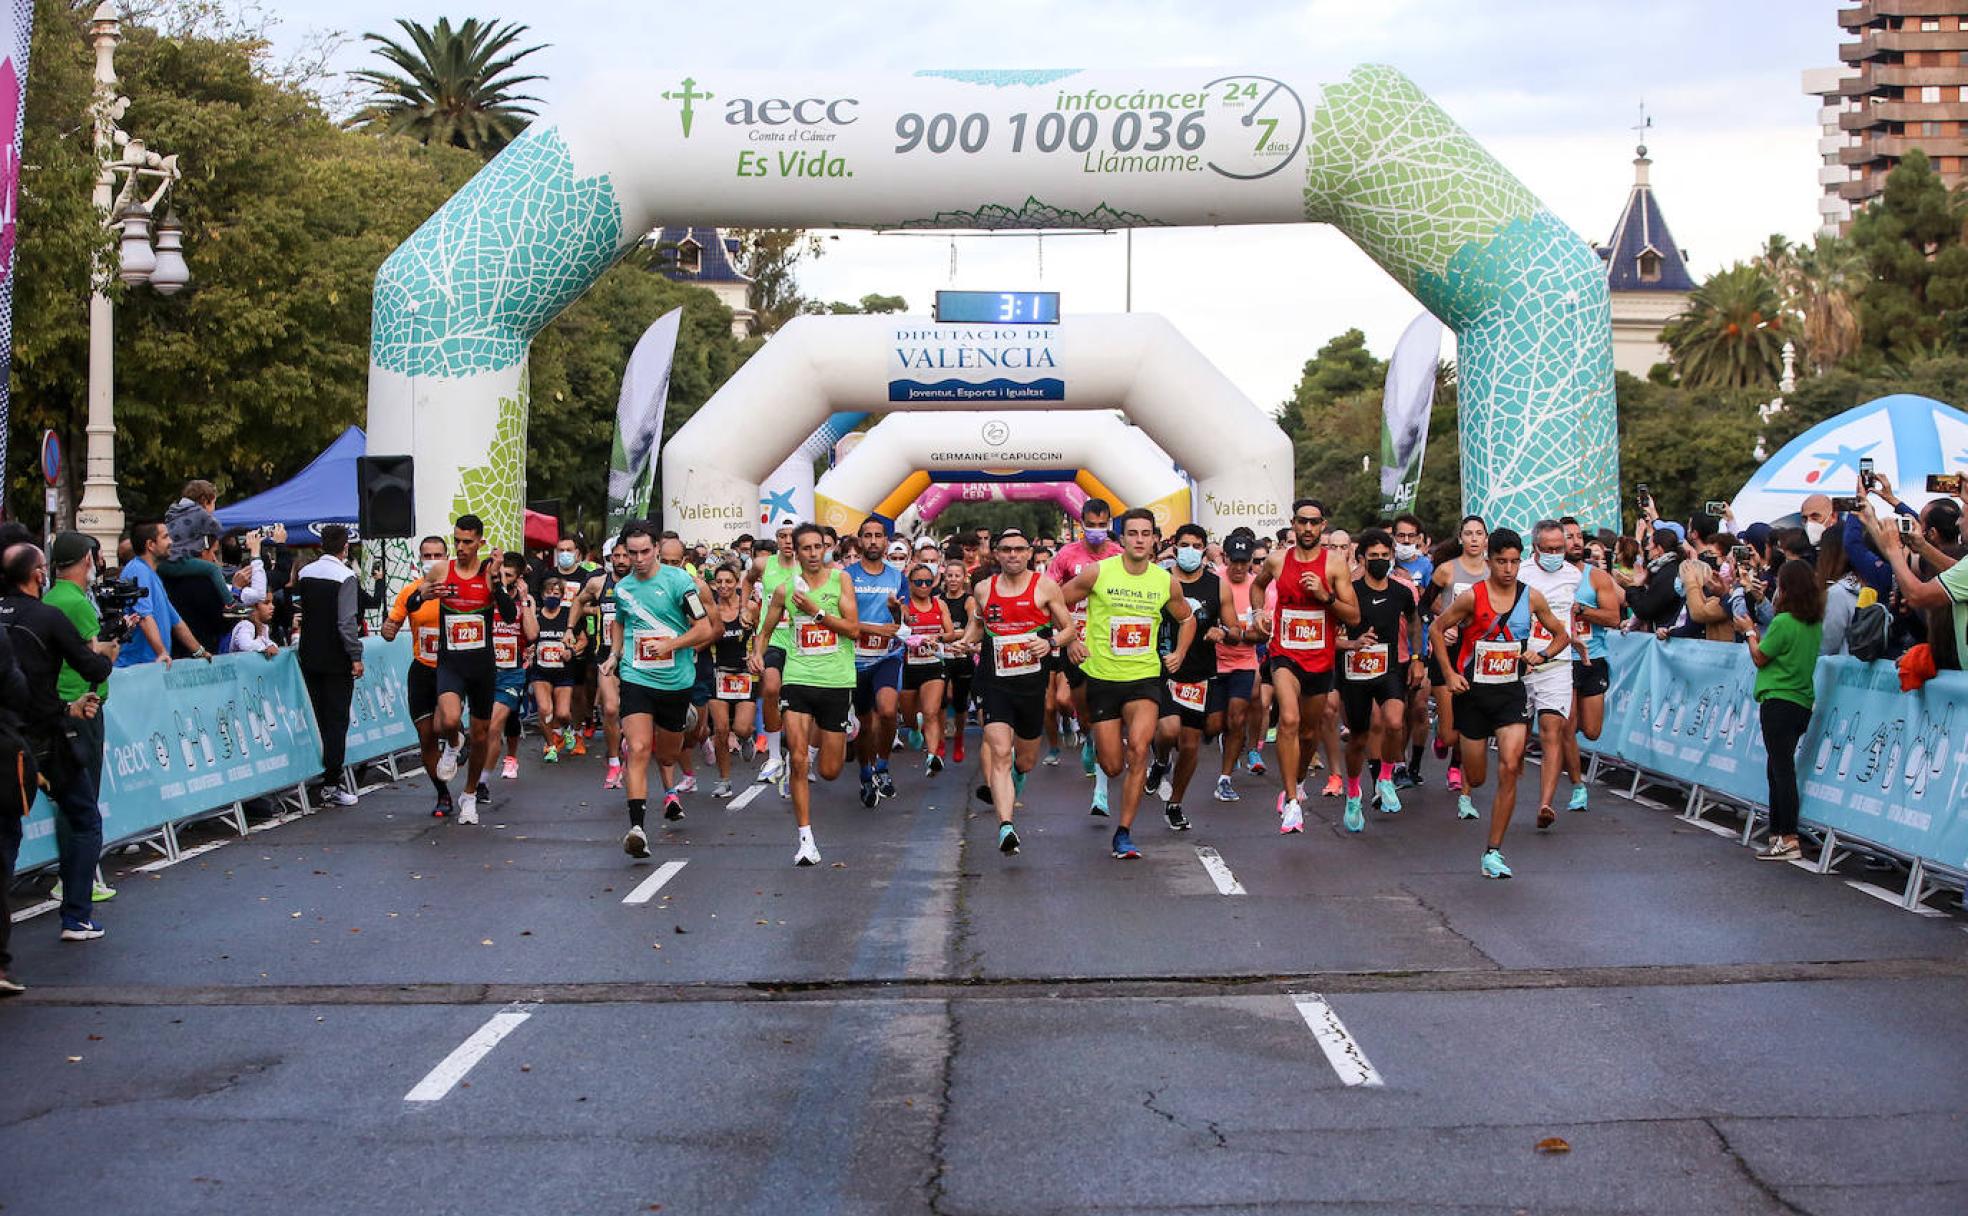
501, 755, 520, 780
675, 774, 698, 794
1343, 795, 1364, 833
1278, 795, 1304, 834
1446, 765, 1463, 792
1481, 848, 1513, 879
712, 779, 733, 798
603, 760, 623, 790
59, 918, 105, 942
431, 794, 451, 819
573, 734, 588, 757
952, 738, 965, 764
1433, 739, 1449, 760
794, 835, 821, 867
1143, 758, 1169, 798
435, 739, 460, 782
759, 755, 786, 785
1164, 803, 1192, 832
1213, 775, 1239, 803
562, 727, 577, 753
927, 752, 944, 776
998, 822, 1021, 855
1390, 763, 1416, 789
663, 794, 685, 822
1456, 794, 1479, 821
623, 825, 650, 858
0, 971, 23, 996
874, 768, 897, 799
1043, 747, 1061, 767
974, 782, 995, 803
1247, 750, 1265, 776
1111, 827, 1140, 860
1536, 805, 1556, 831
1375, 780, 1402, 815
323, 786, 359, 807
456, 793, 479, 825
475, 782, 491, 805
1080, 739, 1096, 778
860, 775, 878, 808
50, 879, 118, 904
543, 745, 560, 765
1089, 785, 1110, 817
1757, 838, 1802, 861
1321, 774, 1343, 798
1266, 728, 1277, 744
1567, 786, 1590, 812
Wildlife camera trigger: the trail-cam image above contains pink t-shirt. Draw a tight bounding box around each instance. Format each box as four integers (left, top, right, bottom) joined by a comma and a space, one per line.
1045, 539, 1119, 592
1216, 569, 1258, 672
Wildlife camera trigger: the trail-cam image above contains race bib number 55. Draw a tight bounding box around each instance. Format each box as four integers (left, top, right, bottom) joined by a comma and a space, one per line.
1108, 617, 1154, 658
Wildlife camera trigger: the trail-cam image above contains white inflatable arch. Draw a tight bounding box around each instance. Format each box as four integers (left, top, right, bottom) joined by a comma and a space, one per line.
812, 410, 1187, 535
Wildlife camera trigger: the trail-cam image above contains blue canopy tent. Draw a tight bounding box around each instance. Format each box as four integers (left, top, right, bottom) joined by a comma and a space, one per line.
214, 425, 364, 545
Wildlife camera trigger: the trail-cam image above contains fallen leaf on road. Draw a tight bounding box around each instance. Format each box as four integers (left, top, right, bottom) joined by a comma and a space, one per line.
289, 912, 301, 918
1535, 1137, 1571, 1154
65, 1056, 82, 1063
755, 920, 769, 925
831, 862, 847, 869
481, 939, 495, 946
87, 1034, 102, 1041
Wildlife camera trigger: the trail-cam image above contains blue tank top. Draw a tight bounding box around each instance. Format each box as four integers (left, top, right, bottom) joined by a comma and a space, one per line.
1574, 567, 1606, 661
847, 560, 905, 669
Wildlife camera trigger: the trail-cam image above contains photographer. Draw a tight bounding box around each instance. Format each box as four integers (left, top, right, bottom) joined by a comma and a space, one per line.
0, 540, 115, 944
115, 520, 209, 668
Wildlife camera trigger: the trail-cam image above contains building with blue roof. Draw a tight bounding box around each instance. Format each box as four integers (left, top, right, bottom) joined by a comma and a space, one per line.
1596, 143, 1695, 378
647, 226, 756, 338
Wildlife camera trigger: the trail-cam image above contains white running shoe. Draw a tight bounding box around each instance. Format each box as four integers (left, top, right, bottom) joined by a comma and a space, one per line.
1279, 798, 1305, 835
455, 792, 478, 825
758, 756, 786, 785
675, 774, 698, 794
435, 740, 460, 782
623, 825, 650, 858
713, 779, 733, 798
323, 787, 359, 807
794, 835, 821, 866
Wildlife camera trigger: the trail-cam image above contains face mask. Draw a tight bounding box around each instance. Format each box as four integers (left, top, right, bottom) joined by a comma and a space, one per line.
1394, 543, 1419, 562
1536, 552, 1567, 574
1083, 527, 1110, 547
543, 596, 562, 611
1175, 546, 1204, 573
555, 552, 576, 570
423, 558, 443, 575
1804, 521, 1826, 545
1365, 557, 1392, 581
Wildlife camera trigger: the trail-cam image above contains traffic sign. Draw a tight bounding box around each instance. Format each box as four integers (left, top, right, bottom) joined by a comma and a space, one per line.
39, 429, 60, 488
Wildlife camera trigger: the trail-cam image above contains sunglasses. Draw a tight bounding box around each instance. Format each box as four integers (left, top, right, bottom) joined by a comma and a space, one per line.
909, 577, 936, 586
1293, 515, 1324, 526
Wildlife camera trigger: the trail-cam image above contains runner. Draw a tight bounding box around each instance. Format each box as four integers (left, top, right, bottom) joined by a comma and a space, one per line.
380, 536, 451, 815
1428, 528, 1579, 879
1045, 498, 1122, 814
751, 522, 862, 866
1251, 498, 1360, 835
487, 553, 539, 786
705, 561, 758, 798
1212, 531, 1263, 803
576, 538, 632, 789
1563, 526, 1624, 815
1059, 509, 1197, 859
940, 558, 976, 765
551, 536, 594, 759
1518, 520, 1591, 829
897, 562, 955, 775
604, 524, 717, 860
529, 575, 577, 763
659, 538, 710, 798
1391, 513, 1435, 789
418, 515, 517, 826
959, 528, 1075, 855
1146, 524, 1237, 832
1424, 515, 1490, 795
1335, 529, 1422, 833
848, 518, 907, 807
745, 523, 801, 786
1313, 527, 1356, 798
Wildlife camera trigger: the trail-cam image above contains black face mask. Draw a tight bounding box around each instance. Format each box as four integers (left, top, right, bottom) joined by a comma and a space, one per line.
1364, 558, 1392, 581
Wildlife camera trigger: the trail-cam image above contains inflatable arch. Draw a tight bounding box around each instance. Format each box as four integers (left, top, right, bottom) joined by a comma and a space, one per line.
367, 66, 1618, 550
915, 481, 1090, 527
812, 409, 1187, 533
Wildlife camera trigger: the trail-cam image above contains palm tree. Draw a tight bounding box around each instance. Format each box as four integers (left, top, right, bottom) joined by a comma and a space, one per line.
346, 18, 547, 157
1661, 263, 1790, 390
1788, 236, 1869, 373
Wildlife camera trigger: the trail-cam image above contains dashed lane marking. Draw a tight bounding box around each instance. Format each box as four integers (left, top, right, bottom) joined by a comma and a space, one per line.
729, 783, 767, 811
1194, 846, 1247, 896
404, 1003, 535, 1102
1290, 993, 1384, 1088
622, 860, 688, 905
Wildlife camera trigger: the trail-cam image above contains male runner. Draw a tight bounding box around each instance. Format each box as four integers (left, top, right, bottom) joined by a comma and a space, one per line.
1390, 513, 1435, 788
1425, 515, 1490, 794
1251, 498, 1360, 834
752, 523, 862, 866
745, 523, 800, 785
1335, 529, 1422, 832
958, 528, 1074, 855
381, 535, 451, 815
1045, 498, 1121, 810
1060, 508, 1196, 859
487, 553, 539, 788
1147, 524, 1238, 832
1212, 531, 1263, 803
419, 515, 516, 825
1313, 526, 1356, 797
1560, 524, 1623, 816
1428, 528, 1579, 879
604, 523, 717, 859
576, 537, 632, 788
848, 517, 906, 807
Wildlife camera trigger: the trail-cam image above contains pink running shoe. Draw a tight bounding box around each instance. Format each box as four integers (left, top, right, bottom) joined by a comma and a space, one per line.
1447, 765, 1464, 792
603, 760, 623, 790
501, 755, 519, 780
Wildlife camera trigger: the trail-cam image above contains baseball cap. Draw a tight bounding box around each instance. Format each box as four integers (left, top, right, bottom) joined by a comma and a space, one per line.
1224, 534, 1255, 561
886, 540, 909, 558
50, 531, 97, 569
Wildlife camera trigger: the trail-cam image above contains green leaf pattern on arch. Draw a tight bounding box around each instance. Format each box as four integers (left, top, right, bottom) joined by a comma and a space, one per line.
451, 379, 527, 551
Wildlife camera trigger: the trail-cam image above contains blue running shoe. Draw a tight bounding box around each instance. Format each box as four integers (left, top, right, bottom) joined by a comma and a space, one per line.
1089, 784, 1110, 817
874, 767, 896, 799
859, 777, 878, 808
1376, 780, 1402, 814
998, 822, 1020, 854
1456, 794, 1480, 821
1111, 827, 1140, 859
1044, 747, 1061, 767
1567, 785, 1590, 812
1343, 795, 1364, 833
1080, 739, 1096, 778
1481, 848, 1513, 880
1247, 749, 1266, 776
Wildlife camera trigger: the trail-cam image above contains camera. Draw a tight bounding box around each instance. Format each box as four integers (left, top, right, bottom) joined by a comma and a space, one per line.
1635, 484, 1652, 511
1928, 473, 1963, 495
1859, 457, 1876, 491
1704, 501, 1729, 518
91, 579, 143, 643
1898, 515, 1918, 535
1831, 496, 1864, 513
1731, 544, 1754, 567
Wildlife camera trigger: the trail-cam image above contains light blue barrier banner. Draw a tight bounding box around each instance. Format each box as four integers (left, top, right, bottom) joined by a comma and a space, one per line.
1583, 632, 1968, 873
344, 635, 418, 766
18, 649, 325, 871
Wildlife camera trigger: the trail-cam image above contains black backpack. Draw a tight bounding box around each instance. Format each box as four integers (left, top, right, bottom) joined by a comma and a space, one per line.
1846, 598, 1890, 663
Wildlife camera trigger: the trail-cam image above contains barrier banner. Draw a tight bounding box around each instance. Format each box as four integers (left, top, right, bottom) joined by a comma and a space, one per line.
1601, 633, 1768, 809
344, 635, 418, 766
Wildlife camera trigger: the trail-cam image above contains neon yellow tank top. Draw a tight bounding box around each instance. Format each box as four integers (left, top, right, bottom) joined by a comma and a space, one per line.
1082, 556, 1171, 682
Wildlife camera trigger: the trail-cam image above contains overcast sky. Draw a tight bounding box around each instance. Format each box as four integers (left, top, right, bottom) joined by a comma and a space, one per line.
263, 0, 1846, 409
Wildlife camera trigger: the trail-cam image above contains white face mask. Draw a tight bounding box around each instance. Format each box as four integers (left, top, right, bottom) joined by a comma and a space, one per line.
1394, 542, 1420, 562
555, 551, 577, 570
423, 558, 444, 575
1804, 520, 1826, 545
1536, 552, 1567, 574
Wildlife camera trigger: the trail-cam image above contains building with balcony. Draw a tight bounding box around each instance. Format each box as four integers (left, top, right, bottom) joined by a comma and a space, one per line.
1596, 144, 1696, 378
646, 227, 756, 338
1810, 3, 1968, 229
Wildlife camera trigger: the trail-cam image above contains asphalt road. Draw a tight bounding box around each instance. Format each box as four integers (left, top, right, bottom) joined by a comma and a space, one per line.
5, 732, 1967, 1215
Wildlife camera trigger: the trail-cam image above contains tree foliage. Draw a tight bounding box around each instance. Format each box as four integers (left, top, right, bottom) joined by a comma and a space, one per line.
346, 17, 545, 155
1847, 149, 1968, 359
1659, 263, 1790, 389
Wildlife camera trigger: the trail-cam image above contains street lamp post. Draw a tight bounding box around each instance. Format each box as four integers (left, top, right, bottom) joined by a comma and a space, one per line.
74, 2, 189, 555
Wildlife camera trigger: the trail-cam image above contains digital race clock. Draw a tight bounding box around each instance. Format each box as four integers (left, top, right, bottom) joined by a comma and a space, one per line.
934, 290, 1061, 324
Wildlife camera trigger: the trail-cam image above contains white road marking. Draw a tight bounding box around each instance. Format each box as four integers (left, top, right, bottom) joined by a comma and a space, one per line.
729, 783, 767, 811
1194, 846, 1246, 896
1844, 880, 1947, 918
133, 840, 232, 873
404, 1004, 535, 1102
1291, 994, 1384, 1088
8, 898, 59, 924
622, 860, 688, 905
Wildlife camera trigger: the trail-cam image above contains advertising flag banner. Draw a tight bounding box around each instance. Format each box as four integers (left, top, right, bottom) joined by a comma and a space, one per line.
608, 308, 682, 536
0, 0, 35, 501
1377, 312, 1444, 516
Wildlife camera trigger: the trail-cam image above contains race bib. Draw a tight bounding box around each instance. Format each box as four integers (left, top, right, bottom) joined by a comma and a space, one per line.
992, 632, 1042, 677
906, 642, 942, 667
632, 625, 677, 670
1572, 611, 1593, 637
717, 671, 754, 700
856, 628, 893, 656
444, 616, 486, 651
794, 615, 836, 657
1168, 679, 1207, 712
1278, 608, 1327, 652
415, 626, 439, 664
1344, 643, 1390, 681
1108, 616, 1155, 658
493, 632, 520, 668
1473, 639, 1521, 685
1072, 604, 1089, 630
537, 640, 568, 669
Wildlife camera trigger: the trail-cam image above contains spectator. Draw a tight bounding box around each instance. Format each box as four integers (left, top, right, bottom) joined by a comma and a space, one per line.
297, 524, 364, 806
1870, 505, 1968, 669
165, 479, 223, 556
1611, 536, 1642, 588
158, 528, 234, 657
1817, 537, 1869, 657
1626, 527, 1687, 632
43, 533, 115, 906
1739, 559, 1826, 862
1798, 492, 1838, 553
116, 521, 208, 667
1675, 519, 1734, 641
0, 611, 38, 995
228, 598, 280, 658
0, 540, 116, 943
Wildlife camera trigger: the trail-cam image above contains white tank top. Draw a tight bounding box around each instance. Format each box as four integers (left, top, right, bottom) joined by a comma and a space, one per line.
1517, 558, 1579, 646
